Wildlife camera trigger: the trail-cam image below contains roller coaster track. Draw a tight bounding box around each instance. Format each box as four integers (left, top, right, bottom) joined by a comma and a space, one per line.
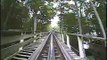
9, 32, 81, 60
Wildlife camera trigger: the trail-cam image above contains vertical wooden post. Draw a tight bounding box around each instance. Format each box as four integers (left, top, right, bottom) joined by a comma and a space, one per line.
74, 0, 86, 59
77, 36, 86, 60
62, 34, 65, 43
34, 17, 37, 34
66, 34, 71, 49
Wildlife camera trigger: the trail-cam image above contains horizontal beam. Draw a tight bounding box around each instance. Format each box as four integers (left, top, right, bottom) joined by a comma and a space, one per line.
67, 33, 106, 40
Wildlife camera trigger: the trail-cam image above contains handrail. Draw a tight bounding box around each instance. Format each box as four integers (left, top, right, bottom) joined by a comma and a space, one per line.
1, 32, 47, 46
1, 37, 35, 50
67, 33, 106, 40
1, 36, 35, 60
28, 32, 51, 60
1, 34, 37, 49
1, 34, 35, 45
1, 32, 48, 46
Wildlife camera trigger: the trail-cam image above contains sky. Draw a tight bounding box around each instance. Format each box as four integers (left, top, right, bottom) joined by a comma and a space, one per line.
51, 15, 59, 28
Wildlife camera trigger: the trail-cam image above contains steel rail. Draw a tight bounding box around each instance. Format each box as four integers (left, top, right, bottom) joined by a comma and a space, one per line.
28, 32, 52, 60
54, 34, 75, 60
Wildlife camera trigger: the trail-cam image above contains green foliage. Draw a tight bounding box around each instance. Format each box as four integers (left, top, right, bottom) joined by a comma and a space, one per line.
36, 21, 51, 32
27, 0, 44, 12
1, 0, 30, 31
63, 13, 76, 26
1, 0, 106, 33
22, 18, 34, 31
62, 13, 78, 33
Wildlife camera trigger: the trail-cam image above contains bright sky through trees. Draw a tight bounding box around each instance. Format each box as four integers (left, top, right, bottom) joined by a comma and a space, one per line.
51, 15, 59, 28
